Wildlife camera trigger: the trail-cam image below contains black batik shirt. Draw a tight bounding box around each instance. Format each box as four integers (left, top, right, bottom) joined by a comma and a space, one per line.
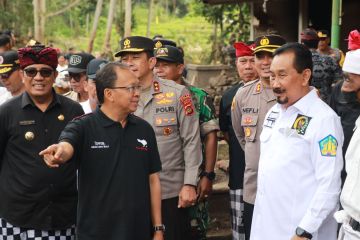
59, 108, 162, 240
0, 91, 84, 230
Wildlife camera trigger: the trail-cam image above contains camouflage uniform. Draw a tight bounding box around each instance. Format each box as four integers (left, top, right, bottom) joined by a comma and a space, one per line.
183, 79, 219, 240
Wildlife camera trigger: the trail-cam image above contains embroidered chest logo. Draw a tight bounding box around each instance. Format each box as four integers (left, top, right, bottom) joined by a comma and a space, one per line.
136, 139, 148, 151
319, 135, 337, 157
264, 111, 279, 128
291, 114, 312, 135
91, 141, 109, 149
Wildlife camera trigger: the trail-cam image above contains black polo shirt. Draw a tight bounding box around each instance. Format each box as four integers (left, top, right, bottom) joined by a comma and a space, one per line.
59, 108, 161, 240
219, 83, 245, 190
0, 91, 84, 230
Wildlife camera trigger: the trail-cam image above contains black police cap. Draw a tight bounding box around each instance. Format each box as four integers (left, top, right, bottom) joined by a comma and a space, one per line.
65, 52, 95, 73
154, 39, 177, 49
115, 36, 154, 57
154, 45, 184, 64
87, 58, 109, 80
253, 34, 286, 54
0, 50, 20, 74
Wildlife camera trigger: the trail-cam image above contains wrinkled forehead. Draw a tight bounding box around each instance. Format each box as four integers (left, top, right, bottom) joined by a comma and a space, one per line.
23, 63, 54, 70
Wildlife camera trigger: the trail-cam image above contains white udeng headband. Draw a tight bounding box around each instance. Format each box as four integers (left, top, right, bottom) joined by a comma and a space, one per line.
343, 49, 360, 75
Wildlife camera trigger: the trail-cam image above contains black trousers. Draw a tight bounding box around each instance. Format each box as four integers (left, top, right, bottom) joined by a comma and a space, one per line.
243, 202, 254, 240
162, 197, 192, 240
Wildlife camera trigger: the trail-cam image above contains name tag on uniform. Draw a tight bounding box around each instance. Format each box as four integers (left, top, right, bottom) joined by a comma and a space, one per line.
264, 111, 279, 128
19, 120, 35, 125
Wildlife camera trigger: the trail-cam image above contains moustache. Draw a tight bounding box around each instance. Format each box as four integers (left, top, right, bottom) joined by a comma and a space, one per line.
273, 88, 286, 94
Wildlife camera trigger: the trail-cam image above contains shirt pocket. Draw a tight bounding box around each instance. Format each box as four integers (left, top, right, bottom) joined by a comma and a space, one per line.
241, 114, 258, 142
153, 112, 178, 137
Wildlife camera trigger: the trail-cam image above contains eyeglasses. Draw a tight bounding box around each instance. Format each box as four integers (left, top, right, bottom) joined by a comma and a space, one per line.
109, 85, 142, 94
24, 68, 53, 78
0, 67, 18, 79
69, 72, 85, 82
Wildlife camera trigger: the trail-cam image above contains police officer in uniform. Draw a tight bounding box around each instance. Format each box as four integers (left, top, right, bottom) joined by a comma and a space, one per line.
153, 44, 219, 240
231, 34, 286, 240
219, 41, 257, 240
115, 36, 202, 240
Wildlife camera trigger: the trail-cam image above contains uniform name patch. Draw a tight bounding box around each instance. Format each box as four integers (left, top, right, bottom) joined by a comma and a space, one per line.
291, 114, 312, 135
242, 108, 258, 114
264, 111, 279, 128
156, 106, 175, 113
319, 134, 337, 157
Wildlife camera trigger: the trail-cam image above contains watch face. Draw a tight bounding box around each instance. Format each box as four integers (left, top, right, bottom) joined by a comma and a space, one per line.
208, 172, 215, 180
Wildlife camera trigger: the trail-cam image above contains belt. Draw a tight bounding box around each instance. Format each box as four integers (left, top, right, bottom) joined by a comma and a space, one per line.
349, 217, 360, 232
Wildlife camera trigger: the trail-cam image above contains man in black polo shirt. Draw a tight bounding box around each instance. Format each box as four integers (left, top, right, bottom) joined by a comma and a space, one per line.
40, 62, 164, 240
0, 45, 84, 239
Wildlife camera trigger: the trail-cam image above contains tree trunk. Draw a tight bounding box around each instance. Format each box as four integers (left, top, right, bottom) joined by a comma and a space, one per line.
33, 0, 40, 41
103, 0, 116, 52
39, 0, 46, 43
87, 0, 103, 53
146, 0, 154, 37
124, 0, 132, 37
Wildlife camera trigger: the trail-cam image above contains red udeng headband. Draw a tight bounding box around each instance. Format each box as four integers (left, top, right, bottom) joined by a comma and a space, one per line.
18, 47, 58, 69
234, 42, 254, 57
348, 30, 360, 51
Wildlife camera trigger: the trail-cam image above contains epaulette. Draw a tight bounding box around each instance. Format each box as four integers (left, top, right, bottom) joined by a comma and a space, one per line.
72, 112, 93, 121
242, 79, 259, 88
158, 77, 185, 91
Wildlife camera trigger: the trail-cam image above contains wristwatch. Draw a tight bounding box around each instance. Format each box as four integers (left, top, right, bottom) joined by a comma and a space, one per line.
199, 171, 216, 181
153, 224, 165, 232
295, 227, 312, 239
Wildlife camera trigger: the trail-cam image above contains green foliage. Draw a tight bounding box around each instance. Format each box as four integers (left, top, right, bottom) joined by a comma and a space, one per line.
0, 0, 250, 64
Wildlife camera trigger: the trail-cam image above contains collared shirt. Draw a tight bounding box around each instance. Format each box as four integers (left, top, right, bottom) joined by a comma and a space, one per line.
0, 87, 12, 105
134, 77, 202, 199
231, 79, 276, 203
341, 116, 360, 223
59, 108, 161, 240
251, 89, 343, 240
219, 83, 245, 189
0, 91, 84, 230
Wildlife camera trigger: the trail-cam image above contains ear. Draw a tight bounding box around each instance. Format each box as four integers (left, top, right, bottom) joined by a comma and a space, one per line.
104, 88, 114, 103
302, 69, 312, 86
148, 57, 157, 70
177, 64, 185, 75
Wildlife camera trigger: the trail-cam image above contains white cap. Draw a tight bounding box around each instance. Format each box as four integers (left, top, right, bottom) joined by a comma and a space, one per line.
343, 49, 360, 75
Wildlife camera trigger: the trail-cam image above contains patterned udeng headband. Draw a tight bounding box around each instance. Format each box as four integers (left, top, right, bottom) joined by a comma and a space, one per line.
18, 46, 58, 70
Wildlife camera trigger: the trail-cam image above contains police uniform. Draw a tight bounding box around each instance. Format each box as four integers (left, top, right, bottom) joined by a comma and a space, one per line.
134, 77, 202, 199
231, 79, 276, 204
251, 89, 343, 240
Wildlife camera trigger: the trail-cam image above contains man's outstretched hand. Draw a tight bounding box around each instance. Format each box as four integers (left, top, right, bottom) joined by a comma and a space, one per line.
39, 143, 72, 168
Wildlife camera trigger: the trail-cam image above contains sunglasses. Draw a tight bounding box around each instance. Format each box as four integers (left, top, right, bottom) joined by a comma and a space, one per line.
24, 68, 54, 78
0, 67, 19, 79
69, 73, 85, 82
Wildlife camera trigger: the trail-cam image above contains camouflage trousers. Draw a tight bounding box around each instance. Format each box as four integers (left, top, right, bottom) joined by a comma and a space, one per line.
188, 200, 210, 240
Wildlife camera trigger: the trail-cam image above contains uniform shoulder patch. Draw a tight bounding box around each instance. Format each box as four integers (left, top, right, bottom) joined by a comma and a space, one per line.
319, 134, 338, 157
291, 114, 312, 135
180, 94, 195, 116
243, 79, 259, 88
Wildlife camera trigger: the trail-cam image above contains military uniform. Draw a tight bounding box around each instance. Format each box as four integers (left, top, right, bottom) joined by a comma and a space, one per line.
134, 76, 202, 199
231, 79, 276, 204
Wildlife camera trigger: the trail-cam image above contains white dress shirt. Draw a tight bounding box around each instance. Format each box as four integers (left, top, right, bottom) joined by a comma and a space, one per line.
341, 116, 360, 222
251, 89, 344, 240
0, 87, 12, 105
